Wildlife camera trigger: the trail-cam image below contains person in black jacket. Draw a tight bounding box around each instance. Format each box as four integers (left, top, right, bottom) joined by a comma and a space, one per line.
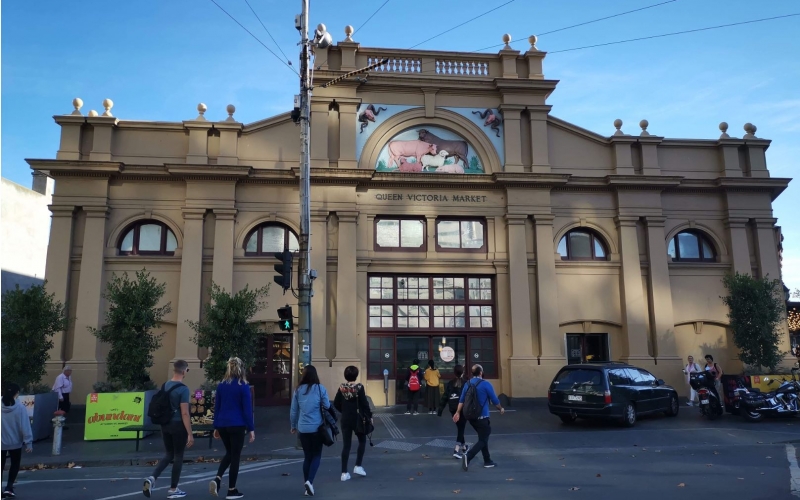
334, 366, 372, 482
438, 365, 468, 459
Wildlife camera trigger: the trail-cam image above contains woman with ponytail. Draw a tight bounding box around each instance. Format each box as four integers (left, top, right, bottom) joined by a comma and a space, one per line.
209, 358, 254, 500
2, 382, 32, 498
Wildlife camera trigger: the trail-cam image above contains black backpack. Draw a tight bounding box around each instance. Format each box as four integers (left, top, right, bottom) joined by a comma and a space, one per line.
148, 383, 184, 425
462, 379, 485, 420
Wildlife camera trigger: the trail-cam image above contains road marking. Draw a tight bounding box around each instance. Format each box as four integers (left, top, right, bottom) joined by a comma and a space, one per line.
377, 414, 405, 440
787, 444, 800, 498
91, 459, 302, 500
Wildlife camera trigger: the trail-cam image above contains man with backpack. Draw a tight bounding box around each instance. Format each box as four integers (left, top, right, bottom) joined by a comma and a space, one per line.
453, 364, 504, 470
404, 359, 422, 415
143, 360, 194, 499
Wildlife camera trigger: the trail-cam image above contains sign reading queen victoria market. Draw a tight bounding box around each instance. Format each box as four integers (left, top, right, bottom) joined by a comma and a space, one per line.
374, 193, 488, 204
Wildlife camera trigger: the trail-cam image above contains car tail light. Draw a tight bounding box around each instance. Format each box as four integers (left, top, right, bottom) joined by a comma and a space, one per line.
604, 390, 612, 404
547, 390, 551, 402
698, 389, 709, 396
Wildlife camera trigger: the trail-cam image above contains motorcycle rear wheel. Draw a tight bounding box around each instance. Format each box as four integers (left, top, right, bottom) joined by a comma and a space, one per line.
741, 407, 764, 422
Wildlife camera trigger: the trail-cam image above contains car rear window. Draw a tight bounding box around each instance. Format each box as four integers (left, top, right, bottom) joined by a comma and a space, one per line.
554, 369, 604, 388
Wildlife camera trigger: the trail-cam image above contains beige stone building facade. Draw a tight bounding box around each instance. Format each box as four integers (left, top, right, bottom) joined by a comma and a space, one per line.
29, 35, 793, 405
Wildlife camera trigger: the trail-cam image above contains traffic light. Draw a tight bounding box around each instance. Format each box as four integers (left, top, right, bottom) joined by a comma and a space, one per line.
277, 305, 294, 331
273, 250, 293, 294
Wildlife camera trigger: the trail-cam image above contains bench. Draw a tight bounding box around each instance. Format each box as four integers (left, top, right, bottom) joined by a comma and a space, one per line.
119, 424, 215, 452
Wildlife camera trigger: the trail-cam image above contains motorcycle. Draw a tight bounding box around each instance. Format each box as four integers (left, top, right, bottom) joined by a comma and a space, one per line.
689, 371, 724, 420
739, 366, 800, 422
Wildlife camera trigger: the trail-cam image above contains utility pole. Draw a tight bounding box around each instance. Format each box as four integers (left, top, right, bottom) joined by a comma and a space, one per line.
296, 0, 313, 376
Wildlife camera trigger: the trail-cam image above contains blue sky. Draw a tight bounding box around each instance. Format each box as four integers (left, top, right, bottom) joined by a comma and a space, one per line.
2, 0, 798, 291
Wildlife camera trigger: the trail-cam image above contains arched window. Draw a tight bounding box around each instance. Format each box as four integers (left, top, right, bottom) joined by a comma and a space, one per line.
118, 220, 178, 256
557, 229, 608, 261
244, 223, 300, 256
667, 230, 716, 262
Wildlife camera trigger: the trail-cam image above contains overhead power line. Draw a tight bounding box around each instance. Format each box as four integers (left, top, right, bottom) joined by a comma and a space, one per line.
353, 0, 391, 35
473, 0, 678, 52
407, 0, 516, 50
209, 0, 298, 75
548, 13, 800, 54
243, 0, 294, 66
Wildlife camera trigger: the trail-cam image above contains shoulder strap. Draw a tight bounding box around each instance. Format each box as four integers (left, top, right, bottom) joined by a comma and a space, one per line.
165, 382, 183, 395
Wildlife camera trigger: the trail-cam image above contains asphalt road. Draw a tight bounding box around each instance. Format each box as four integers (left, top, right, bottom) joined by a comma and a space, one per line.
7, 409, 800, 499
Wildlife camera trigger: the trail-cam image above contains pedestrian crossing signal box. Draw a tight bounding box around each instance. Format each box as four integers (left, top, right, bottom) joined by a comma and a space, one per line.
277, 306, 293, 331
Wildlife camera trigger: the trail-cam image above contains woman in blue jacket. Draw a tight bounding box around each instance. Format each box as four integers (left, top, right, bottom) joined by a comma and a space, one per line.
209, 357, 254, 500
290, 365, 331, 497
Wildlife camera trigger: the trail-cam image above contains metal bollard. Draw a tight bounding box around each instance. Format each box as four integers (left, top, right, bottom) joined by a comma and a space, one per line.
383, 369, 390, 408
52, 412, 66, 456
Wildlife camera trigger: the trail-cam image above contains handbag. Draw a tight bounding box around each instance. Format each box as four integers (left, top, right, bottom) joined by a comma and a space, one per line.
317, 385, 336, 447
354, 384, 375, 445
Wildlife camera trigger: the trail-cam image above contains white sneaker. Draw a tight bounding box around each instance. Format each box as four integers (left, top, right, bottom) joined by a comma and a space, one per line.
142, 476, 154, 498
341, 473, 351, 482
353, 466, 366, 477
304, 481, 314, 496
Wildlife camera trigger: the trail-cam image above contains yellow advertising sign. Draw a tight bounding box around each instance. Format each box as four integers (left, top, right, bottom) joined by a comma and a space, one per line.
750, 375, 794, 394
84, 392, 149, 440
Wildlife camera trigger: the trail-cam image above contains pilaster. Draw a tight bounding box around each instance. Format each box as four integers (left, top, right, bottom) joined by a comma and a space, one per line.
506, 214, 536, 397
718, 139, 744, 177
174, 208, 205, 388
615, 215, 650, 361
334, 212, 360, 373
183, 120, 212, 164
215, 121, 243, 166
724, 217, 752, 275
533, 214, 559, 359
499, 105, 523, 172
499, 46, 520, 78
644, 217, 678, 360
53, 115, 85, 160
71, 205, 109, 397
528, 107, 550, 173
310, 212, 329, 364
44, 206, 75, 373
338, 101, 359, 169
212, 209, 237, 293
610, 136, 637, 176
753, 218, 780, 280
310, 100, 330, 168
638, 136, 662, 176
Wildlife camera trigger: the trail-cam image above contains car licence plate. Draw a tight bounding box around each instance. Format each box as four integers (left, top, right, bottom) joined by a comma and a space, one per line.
700, 399, 709, 405
567, 395, 582, 401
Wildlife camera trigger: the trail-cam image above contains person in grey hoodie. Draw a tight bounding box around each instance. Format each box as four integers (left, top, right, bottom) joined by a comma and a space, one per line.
2, 383, 33, 498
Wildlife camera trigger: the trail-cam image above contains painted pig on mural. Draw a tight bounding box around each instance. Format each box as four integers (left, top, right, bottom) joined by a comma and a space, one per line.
397, 157, 424, 172
388, 140, 437, 169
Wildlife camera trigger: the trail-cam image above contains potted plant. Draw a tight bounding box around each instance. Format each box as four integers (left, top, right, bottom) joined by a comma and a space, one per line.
188, 283, 269, 425
86, 269, 171, 440
1, 283, 67, 441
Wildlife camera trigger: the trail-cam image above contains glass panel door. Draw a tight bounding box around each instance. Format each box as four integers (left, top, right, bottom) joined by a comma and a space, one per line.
395, 337, 430, 404
432, 336, 466, 378
567, 334, 582, 364
583, 334, 609, 363
250, 334, 292, 406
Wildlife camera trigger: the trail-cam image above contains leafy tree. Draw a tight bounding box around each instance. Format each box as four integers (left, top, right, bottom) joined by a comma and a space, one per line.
90, 270, 171, 391
721, 272, 785, 372
189, 283, 270, 383
469, 155, 482, 172
1, 283, 68, 392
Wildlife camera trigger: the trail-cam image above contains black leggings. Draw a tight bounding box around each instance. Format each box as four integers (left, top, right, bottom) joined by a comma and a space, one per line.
340, 423, 366, 473
406, 389, 420, 412
452, 411, 467, 445
2, 449, 22, 490
298, 432, 323, 483
216, 427, 246, 488
152, 421, 188, 488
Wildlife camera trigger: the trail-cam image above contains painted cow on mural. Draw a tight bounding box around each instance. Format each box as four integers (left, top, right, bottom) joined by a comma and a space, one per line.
397, 157, 424, 172
417, 129, 468, 167
357, 104, 388, 134
387, 140, 437, 169
473, 109, 503, 137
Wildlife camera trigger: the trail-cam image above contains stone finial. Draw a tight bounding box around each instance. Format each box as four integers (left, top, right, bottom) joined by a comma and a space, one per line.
71, 98, 83, 116
743, 122, 757, 139
639, 119, 650, 137
226, 104, 236, 121
196, 103, 208, 121
88, 110, 99, 117
719, 121, 730, 139
102, 99, 114, 117
613, 118, 624, 136
344, 25, 354, 42
502, 33, 512, 48
528, 35, 538, 50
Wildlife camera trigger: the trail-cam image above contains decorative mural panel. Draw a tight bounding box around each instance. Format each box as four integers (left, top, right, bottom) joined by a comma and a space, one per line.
443, 107, 505, 166
376, 126, 484, 174
355, 104, 413, 161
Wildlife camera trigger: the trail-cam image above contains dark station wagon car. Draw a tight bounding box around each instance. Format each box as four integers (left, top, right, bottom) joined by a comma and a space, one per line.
547, 362, 680, 427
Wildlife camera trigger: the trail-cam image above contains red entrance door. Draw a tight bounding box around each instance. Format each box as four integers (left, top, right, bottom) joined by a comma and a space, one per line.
251, 334, 293, 406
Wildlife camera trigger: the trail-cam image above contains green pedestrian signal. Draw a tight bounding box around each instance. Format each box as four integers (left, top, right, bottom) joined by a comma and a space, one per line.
277, 306, 294, 331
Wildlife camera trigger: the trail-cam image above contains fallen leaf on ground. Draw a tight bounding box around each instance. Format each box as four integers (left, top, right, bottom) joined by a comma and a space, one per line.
737, 478, 744, 480
631, 455, 636, 458
706, 464, 713, 467
761, 473, 765, 475
417, 472, 424, 476
422, 454, 430, 459
642, 448, 647, 451
677, 483, 685, 487
506, 478, 514, 481
67, 462, 75, 468
757, 441, 764, 444
561, 464, 566, 467
569, 487, 581, 491
408, 477, 414, 481
713, 451, 719, 455
596, 474, 602, 478
655, 450, 661, 453
281, 473, 290, 476
766, 456, 772, 459
558, 457, 565, 460
452, 489, 461, 494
